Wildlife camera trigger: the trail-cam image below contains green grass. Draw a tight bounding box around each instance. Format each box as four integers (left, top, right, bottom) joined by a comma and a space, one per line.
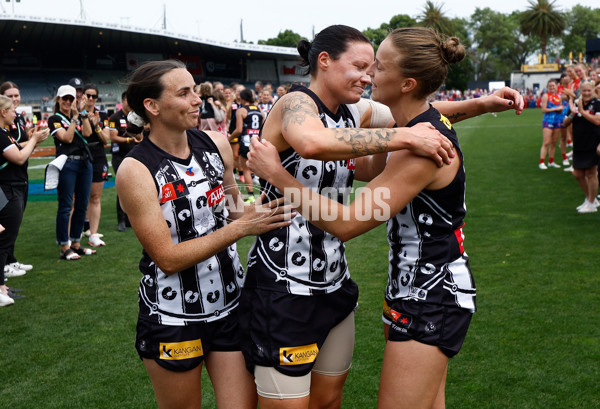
2, 108, 599, 408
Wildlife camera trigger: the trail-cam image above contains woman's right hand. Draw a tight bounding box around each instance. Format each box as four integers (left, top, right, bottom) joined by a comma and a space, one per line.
247, 136, 285, 180
406, 122, 455, 167
236, 193, 295, 236
31, 126, 49, 145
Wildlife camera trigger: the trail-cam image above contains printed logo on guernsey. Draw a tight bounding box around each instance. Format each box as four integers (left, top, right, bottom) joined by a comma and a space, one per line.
439, 113, 452, 130
207, 184, 225, 207
160, 179, 190, 203
280, 343, 319, 366
159, 339, 204, 360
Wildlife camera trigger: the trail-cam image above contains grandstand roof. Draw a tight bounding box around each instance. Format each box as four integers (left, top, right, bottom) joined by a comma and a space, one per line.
0, 15, 298, 67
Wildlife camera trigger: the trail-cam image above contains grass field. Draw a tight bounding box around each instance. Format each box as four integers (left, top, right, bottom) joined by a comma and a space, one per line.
1, 108, 599, 408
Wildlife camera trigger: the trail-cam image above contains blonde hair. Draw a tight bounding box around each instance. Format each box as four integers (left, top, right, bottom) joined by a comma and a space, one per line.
0, 95, 13, 112
387, 27, 465, 99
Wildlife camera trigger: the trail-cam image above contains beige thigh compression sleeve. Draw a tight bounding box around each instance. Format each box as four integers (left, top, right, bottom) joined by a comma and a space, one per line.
254, 311, 356, 399
312, 311, 355, 376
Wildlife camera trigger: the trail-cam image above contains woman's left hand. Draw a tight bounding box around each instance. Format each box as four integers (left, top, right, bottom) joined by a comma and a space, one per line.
488, 87, 524, 115
247, 136, 284, 180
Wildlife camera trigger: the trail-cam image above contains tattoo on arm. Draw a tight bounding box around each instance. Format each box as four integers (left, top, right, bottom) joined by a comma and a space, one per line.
445, 111, 468, 122
281, 92, 396, 155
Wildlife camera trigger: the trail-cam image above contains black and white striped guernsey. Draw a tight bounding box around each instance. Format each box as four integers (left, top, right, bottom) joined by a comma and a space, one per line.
127, 129, 245, 325
245, 84, 360, 296
385, 106, 476, 313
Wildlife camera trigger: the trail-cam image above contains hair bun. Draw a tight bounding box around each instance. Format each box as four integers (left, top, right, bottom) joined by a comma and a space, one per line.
297, 39, 312, 60
441, 37, 465, 65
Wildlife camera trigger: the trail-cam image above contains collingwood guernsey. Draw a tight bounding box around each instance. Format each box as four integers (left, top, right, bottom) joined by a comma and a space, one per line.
128, 129, 245, 325
246, 84, 360, 296
385, 105, 476, 313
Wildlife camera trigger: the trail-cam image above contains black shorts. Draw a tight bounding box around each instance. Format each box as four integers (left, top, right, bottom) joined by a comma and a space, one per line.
238, 135, 251, 159
91, 158, 109, 182
239, 279, 359, 377
135, 312, 242, 372
573, 149, 599, 169
383, 299, 472, 358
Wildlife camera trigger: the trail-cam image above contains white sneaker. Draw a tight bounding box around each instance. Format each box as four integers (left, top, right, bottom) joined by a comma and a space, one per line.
4, 265, 26, 278
576, 199, 598, 210
252, 175, 261, 186
548, 162, 561, 168
578, 201, 598, 213
562, 159, 570, 166
566, 151, 573, 158
564, 166, 574, 172
88, 233, 106, 247
10, 262, 32, 271
0, 292, 14, 307
539, 163, 548, 170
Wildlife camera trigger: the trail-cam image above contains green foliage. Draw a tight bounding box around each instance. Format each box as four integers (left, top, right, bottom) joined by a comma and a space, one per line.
258, 29, 306, 48
562, 5, 600, 56
519, 0, 566, 56
469, 9, 538, 80
418, 0, 455, 36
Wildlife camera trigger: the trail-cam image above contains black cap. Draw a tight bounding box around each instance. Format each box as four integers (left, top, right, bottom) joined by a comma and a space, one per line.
68, 77, 83, 89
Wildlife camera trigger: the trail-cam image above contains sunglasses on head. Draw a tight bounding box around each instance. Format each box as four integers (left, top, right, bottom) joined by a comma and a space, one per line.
61, 95, 75, 102
86, 93, 98, 99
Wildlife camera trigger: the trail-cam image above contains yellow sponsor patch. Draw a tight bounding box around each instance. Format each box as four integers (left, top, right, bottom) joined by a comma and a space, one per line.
439, 114, 452, 131
159, 339, 204, 361
279, 343, 319, 366
53, 122, 61, 129
109, 121, 115, 128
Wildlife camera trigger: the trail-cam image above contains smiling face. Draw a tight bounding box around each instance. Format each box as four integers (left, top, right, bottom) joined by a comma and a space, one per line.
368, 38, 404, 107
3, 87, 20, 108
1, 104, 16, 126
547, 81, 557, 94
150, 68, 200, 131
580, 82, 594, 102
323, 41, 373, 105
83, 88, 98, 111
59, 95, 75, 114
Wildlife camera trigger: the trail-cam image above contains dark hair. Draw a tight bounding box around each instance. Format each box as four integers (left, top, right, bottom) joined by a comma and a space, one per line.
0, 81, 19, 95
82, 83, 99, 95
240, 89, 254, 103
387, 27, 465, 99
126, 59, 186, 123
297, 25, 370, 76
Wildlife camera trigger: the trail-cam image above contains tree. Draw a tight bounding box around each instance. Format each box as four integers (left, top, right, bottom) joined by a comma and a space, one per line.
469, 8, 538, 80
519, 0, 566, 58
562, 5, 600, 59
258, 30, 306, 48
418, 1, 454, 36
362, 14, 417, 52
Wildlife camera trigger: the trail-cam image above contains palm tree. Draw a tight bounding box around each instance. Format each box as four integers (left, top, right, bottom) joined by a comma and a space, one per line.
519, 0, 565, 58
418, 1, 453, 36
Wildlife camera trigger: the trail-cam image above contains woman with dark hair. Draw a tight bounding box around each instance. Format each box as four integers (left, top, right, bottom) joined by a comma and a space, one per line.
0, 95, 48, 306
115, 59, 293, 408
48, 85, 96, 260
239, 24, 523, 409
0, 81, 36, 274
248, 26, 485, 409
80, 83, 110, 247
229, 88, 265, 203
